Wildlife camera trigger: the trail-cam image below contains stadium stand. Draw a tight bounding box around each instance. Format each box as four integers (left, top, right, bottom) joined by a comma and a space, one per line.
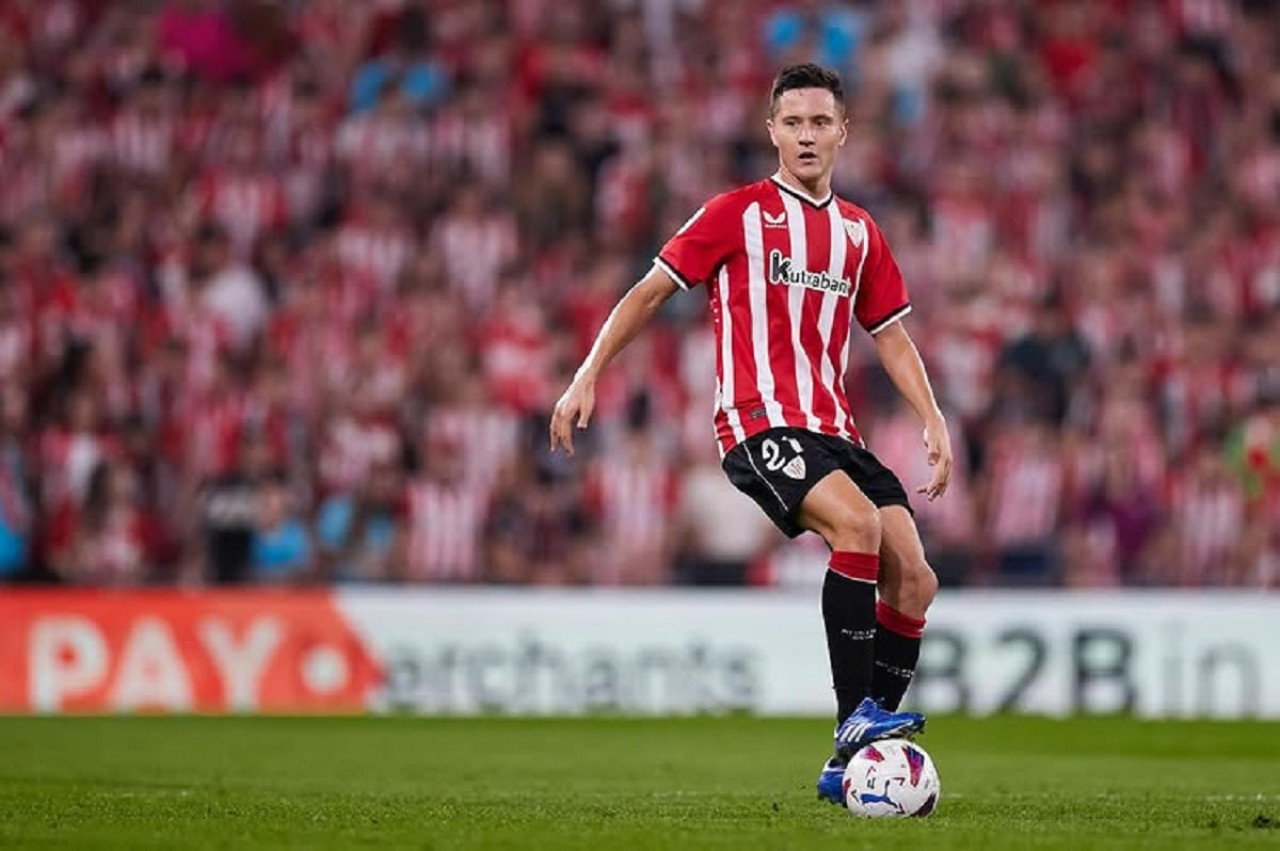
0, 0, 1274, 588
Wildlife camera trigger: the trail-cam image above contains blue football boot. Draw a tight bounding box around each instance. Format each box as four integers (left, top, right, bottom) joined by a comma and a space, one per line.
816, 756, 847, 805
833, 696, 926, 758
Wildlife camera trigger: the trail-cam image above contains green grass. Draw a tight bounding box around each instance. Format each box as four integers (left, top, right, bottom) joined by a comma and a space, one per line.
0, 716, 1277, 849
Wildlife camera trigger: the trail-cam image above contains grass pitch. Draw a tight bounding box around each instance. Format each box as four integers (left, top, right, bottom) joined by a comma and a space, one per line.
0, 715, 1276, 849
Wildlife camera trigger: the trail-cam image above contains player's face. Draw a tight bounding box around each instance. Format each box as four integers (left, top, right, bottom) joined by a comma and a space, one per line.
767, 88, 847, 186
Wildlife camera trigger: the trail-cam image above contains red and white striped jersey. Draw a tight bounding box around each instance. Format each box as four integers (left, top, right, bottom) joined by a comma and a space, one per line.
984, 425, 1064, 549
1168, 465, 1245, 585
423, 405, 521, 491
336, 219, 413, 295
584, 446, 679, 584
429, 211, 519, 311
404, 478, 487, 583
111, 110, 175, 176
655, 176, 911, 455
316, 414, 401, 495
192, 171, 289, 257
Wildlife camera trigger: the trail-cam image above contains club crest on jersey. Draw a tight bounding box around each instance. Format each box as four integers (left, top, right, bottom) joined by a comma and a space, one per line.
844, 218, 867, 248
767, 249, 852, 296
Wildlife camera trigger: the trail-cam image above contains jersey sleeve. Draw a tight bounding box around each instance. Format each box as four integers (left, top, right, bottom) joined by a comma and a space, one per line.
654, 195, 736, 290
853, 216, 912, 335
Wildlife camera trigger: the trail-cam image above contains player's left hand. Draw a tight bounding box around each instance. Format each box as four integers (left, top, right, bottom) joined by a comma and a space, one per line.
917, 415, 952, 501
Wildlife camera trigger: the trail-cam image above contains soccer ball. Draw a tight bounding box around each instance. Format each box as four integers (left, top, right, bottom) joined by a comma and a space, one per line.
842, 738, 940, 818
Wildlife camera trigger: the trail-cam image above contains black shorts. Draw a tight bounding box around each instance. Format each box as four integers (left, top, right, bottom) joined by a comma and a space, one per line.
722, 427, 912, 538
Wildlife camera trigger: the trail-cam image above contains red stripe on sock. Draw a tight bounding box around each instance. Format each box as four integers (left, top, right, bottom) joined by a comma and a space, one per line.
876, 601, 926, 639
828, 551, 879, 582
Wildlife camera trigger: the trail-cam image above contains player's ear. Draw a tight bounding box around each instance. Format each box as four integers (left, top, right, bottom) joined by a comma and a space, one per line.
766, 118, 779, 149
838, 117, 848, 147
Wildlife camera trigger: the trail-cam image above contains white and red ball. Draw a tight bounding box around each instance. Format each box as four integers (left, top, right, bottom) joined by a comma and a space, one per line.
842, 738, 940, 818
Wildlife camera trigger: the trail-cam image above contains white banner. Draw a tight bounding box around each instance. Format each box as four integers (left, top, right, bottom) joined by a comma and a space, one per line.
339, 589, 1280, 720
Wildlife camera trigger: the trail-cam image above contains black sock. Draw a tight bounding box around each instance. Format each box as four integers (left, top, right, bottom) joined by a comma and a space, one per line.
823, 551, 880, 725
873, 600, 926, 711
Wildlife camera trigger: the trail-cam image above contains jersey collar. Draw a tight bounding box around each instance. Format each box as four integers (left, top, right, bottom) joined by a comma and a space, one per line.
770, 174, 834, 209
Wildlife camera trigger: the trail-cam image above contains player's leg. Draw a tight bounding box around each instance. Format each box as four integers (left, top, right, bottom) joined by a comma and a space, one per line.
794, 470, 884, 805
719, 430, 922, 806
793, 471, 883, 726
874, 506, 938, 711
794, 470, 925, 806
721, 433, 878, 723
831, 442, 937, 712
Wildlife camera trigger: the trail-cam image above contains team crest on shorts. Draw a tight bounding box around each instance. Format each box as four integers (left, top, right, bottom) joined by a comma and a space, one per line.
782, 456, 807, 480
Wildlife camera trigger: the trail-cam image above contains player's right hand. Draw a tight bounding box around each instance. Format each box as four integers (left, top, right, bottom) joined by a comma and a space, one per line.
549, 378, 595, 456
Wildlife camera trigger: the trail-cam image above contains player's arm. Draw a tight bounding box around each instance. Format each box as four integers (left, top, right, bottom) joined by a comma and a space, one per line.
549, 264, 680, 455
872, 321, 953, 501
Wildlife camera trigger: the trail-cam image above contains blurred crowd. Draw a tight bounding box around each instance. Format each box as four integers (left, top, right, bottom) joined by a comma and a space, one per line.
0, 0, 1276, 589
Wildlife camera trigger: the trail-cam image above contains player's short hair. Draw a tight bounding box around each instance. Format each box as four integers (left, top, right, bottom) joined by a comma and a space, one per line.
769, 63, 845, 116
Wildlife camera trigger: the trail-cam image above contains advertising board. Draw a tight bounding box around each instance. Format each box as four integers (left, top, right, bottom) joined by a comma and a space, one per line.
0, 589, 1274, 719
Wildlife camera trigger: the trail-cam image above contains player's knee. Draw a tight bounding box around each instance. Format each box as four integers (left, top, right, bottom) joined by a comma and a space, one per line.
901, 559, 939, 611
823, 504, 882, 553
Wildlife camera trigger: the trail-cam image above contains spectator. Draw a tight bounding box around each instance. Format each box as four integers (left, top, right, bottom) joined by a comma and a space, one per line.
994, 291, 1091, 427
1062, 436, 1161, 588
348, 4, 448, 114
200, 431, 273, 585
46, 459, 166, 586
430, 185, 519, 312
1164, 443, 1248, 586
316, 459, 405, 583
763, 1, 866, 74
37, 389, 116, 516
158, 0, 262, 86
583, 392, 677, 586
483, 453, 541, 585
979, 420, 1066, 586
1224, 383, 1280, 511
249, 475, 312, 583
403, 430, 488, 583
672, 430, 781, 586
0, 384, 32, 580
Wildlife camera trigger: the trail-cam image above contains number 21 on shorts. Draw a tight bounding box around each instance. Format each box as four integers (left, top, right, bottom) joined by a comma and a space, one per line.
762, 436, 807, 480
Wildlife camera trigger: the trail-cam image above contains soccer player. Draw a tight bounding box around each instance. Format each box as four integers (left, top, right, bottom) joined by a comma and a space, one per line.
550, 63, 951, 805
